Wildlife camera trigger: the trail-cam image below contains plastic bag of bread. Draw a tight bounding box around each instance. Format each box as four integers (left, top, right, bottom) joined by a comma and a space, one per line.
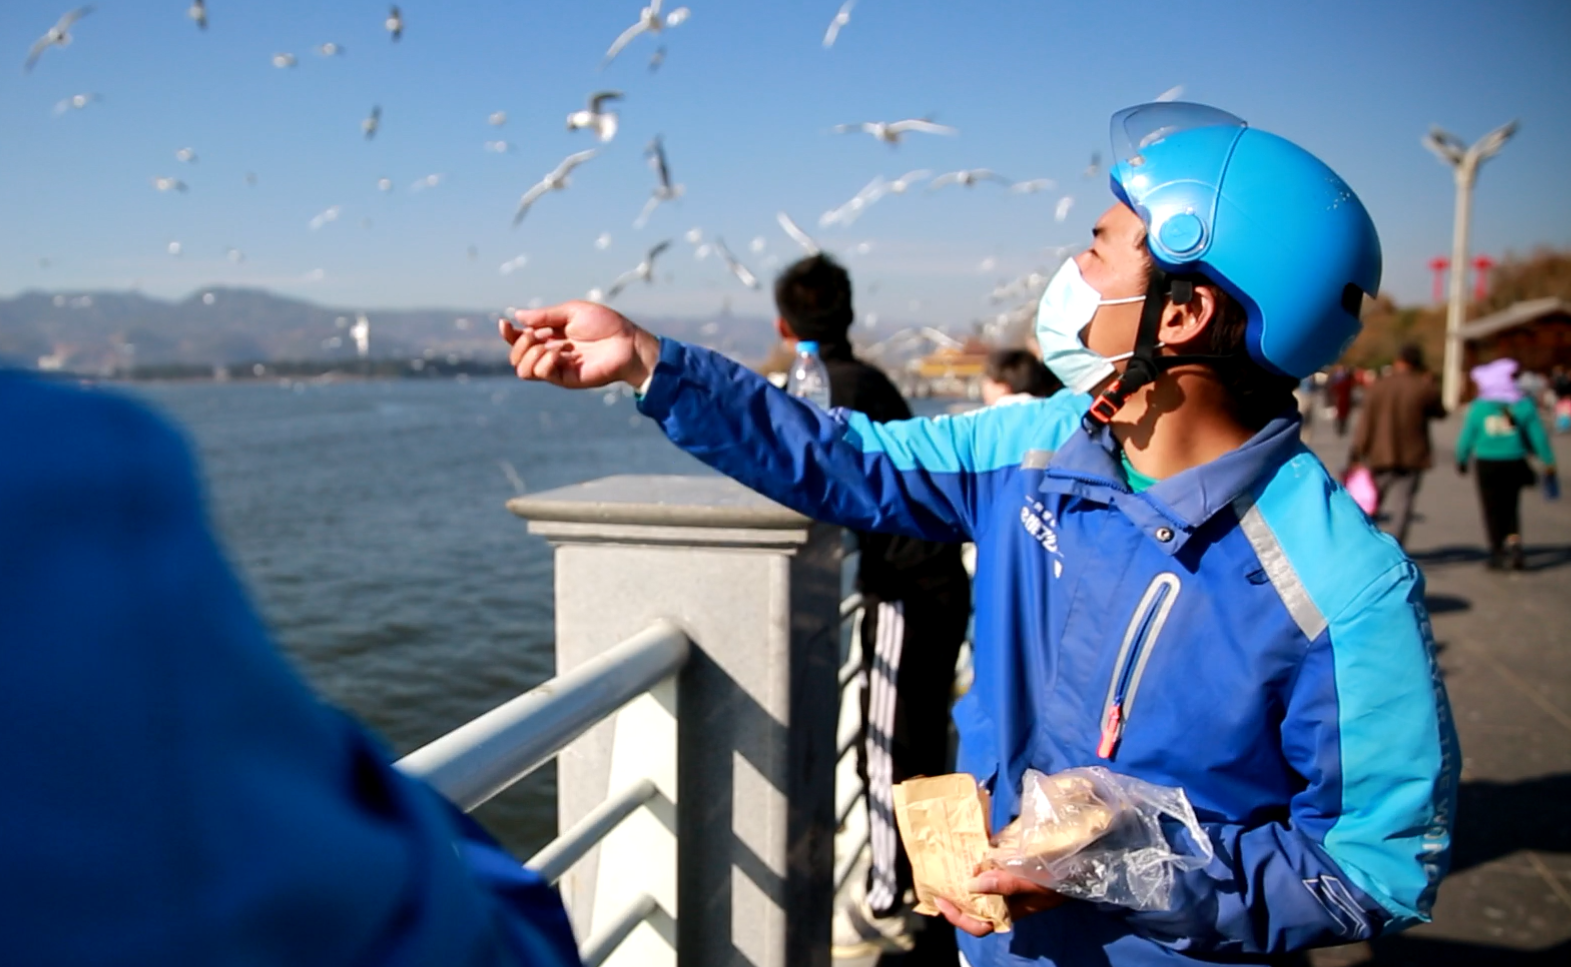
988, 767, 1213, 912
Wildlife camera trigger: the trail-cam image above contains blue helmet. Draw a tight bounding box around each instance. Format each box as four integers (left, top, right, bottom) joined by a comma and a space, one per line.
1108, 103, 1381, 378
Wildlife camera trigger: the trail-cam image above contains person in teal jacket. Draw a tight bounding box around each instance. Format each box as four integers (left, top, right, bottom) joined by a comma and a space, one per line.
1456, 358, 1558, 570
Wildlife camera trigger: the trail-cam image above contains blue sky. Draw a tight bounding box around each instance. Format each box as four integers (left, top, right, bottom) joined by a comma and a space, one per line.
2, 0, 1568, 330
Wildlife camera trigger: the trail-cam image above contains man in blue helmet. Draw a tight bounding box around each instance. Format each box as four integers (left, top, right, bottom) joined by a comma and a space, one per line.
500, 102, 1458, 966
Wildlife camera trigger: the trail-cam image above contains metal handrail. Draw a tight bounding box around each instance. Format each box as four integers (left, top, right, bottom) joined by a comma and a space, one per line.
396, 620, 690, 811
579, 893, 661, 967
528, 779, 660, 884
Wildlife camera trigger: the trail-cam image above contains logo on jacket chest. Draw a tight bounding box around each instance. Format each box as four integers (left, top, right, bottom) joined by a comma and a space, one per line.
1019, 497, 1065, 577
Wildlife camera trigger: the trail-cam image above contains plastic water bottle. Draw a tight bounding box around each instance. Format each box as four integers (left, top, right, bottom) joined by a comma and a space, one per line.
786, 340, 832, 410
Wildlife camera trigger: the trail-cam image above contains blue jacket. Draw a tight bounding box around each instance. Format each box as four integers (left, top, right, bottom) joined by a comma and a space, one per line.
638, 340, 1458, 966
0, 372, 581, 967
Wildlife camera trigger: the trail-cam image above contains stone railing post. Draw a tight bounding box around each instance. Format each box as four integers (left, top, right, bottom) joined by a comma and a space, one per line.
509, 474, 842, 967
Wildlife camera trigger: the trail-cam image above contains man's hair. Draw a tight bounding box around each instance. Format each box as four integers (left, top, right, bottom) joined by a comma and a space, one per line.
985, 349, 1061, 398
1146, 261, 1299, 429
774, 255, 854, 344
1397, 343, 1425, 371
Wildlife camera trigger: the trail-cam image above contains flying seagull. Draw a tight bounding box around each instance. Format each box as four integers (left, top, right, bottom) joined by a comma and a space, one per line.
831, 118, 956, 145
823, 0, 856, 49
1055, 195, 1075, 222
634, 135, 685, 228
606, 240, 673, 299
514, 148, 599, 227
309, 205, 343, 230
363, 105, 381, 140
567, 91, 623, 142
386, 6, 403, 42
315, 42, 346, 57
272, 52, 298, 68
52, 91, 100, 114
776, 211, 821, 255
187, 1, 206, 30
24, 7, 94, 73
927, 168, 1010, 191
488, 110, 507, 126
603, 1, 690, 68
151, 176, 187, 193
175, 147, 197, 163
712, 237, 760, 289
648, 45, 666, 72
1083, 151, 1101, 179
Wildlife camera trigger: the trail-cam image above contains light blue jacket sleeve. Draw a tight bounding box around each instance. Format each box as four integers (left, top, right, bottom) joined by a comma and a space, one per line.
637, 338, 1030, 542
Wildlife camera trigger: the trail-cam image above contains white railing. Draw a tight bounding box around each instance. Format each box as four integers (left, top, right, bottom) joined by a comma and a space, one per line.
396, 619, 690, 966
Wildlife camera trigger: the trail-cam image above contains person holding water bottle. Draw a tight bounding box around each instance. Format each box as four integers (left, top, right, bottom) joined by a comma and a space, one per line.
770, 255, 972, 959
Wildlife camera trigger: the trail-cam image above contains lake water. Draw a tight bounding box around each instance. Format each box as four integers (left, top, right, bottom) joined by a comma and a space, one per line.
130, 376, 712, 857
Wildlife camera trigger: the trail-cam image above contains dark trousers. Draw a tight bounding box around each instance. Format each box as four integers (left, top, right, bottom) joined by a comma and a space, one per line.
858, 589, 969, 918
1373, 469, 1424, 547
1475, 458, 1530, 551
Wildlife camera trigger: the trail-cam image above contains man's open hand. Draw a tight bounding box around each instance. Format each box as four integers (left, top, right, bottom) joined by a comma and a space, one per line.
932, 869, 1067, 938
498, 301, 661, 390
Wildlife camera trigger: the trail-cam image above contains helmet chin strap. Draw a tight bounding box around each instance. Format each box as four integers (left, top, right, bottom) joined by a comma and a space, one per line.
1083, 270, 1235, 429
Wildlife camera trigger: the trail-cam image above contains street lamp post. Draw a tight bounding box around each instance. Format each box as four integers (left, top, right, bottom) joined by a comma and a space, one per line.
1422, 120, 1518, 411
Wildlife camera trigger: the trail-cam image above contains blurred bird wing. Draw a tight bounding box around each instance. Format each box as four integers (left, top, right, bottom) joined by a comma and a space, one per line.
59, 6, 94, 31
513, 182, 550, 225
664, 7, 690, 27
776, 212, 821, 254
597, 113, 619, 142
24, 35, 52, 70
829, 123, 864, 135
647, 140, 673, 188
1010, 178, 1053, 193
633, 194, 662, 229
648, 240, 672, 263
974, 169, 1009, 183
552, 148, 600, 179
604, 21, 649, 63
889, 119, 957, 136
927, 172, 962, 190
714, 238, 760, 288
589, 90, 624, 112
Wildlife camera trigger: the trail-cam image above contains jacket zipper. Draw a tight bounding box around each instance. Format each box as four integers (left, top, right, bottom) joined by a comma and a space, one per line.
1097, 573, 1182, 759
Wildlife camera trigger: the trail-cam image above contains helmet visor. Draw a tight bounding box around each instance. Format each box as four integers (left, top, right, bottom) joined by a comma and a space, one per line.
1109, 102, 1247, 264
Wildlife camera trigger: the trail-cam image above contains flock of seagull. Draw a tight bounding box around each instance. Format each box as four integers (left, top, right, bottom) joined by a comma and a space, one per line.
22, 3, 1178, 327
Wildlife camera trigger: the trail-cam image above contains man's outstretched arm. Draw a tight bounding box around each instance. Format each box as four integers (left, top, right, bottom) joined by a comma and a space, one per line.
501, 303, 1036, 541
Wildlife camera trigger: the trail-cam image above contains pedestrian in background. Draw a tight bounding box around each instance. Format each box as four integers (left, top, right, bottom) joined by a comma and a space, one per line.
981, 348, 1061, 406
1350, 343, 1446, 546
769, 255, 971, 961
1456, 358, 1558, 570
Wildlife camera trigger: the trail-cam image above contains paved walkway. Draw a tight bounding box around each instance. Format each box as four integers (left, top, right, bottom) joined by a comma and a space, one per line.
1303, 411, 1571, 966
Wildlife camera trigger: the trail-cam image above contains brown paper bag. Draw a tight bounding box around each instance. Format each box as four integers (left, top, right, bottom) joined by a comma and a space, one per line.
891, 774, 1011, 932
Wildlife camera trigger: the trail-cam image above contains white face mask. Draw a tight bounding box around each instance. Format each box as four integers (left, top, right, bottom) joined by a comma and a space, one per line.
1034, 258, 1145, 394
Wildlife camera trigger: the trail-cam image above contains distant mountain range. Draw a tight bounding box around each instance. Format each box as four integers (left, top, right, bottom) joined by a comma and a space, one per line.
0, 287, 779, 376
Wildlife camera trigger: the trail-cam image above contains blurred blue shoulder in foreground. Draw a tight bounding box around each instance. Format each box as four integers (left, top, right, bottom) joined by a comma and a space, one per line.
0, 370, 581, 967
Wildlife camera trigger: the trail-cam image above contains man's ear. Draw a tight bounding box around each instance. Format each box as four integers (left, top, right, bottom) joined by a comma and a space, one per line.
775, 317, 796, 342
1159, 285, 1219, 352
